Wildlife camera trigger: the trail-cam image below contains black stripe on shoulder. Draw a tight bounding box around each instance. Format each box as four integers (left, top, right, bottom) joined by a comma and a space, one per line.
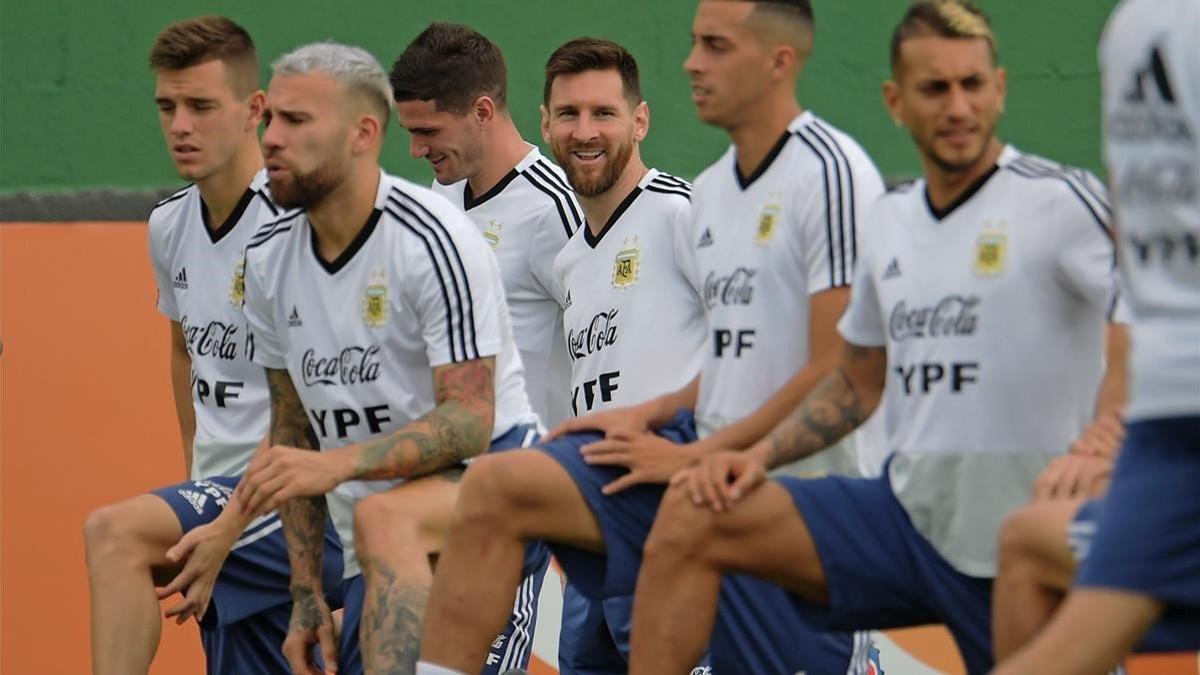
532, 159, 575, 194
811, 119, 860, 268
528, 161, 584, 227
1010, 156, 1111, 214
253, 188, 279, 215
387, 187, 479, 360
1003, 162, 1111, 238
520, 169, 580, 239
644, 184, 692, 201
248, 210, 303, 245
794, 127, 847, 288
151, 184, 193, 211
651, 173, 692, 189
385, 205, 465, 363
244, 225, 292, 252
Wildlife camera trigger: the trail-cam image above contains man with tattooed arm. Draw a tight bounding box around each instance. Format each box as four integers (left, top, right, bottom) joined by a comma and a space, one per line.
178, 41, 543, 675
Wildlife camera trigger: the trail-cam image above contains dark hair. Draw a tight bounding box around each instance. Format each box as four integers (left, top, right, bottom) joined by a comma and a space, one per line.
890, 0, 996, 74
389, 22, 507, 113
149, 16, 258, 96
543, 38, 641, 106
749, 0, 814, 27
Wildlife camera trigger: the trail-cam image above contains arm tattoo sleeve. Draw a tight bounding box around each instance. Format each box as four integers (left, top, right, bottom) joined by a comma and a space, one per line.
265, 368, 328, 594
353, 357, 495, 481
764, 343, 885, 468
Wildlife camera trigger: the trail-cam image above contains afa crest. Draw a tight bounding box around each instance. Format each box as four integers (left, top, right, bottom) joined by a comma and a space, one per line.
756, 199, 782, 246
228, 255, 246, 306
483, 219, 503, 250
974, 231, 1007, 277
612, 237, 641, 289
362, 267, 389, 328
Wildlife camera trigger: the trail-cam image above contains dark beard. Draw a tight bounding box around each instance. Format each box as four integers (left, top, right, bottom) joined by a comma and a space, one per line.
270, 156, 346, 210
553, 138, 633, 197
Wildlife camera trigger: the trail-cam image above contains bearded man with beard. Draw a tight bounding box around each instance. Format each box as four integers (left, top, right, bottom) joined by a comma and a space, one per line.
188, 40, 543, 675
416, 26, 879, 675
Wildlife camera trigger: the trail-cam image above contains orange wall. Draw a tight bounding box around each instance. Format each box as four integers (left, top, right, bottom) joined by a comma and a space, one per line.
1, 223, 1192, 675
1, 223, 204, 673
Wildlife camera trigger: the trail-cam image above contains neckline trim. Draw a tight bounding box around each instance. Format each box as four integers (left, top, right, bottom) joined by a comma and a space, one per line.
310, 208, 383, 274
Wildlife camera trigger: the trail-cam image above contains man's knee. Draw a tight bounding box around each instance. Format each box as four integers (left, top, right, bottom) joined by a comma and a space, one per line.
84, 502, 152, 565
998, 504, 1048, 565
353, 490, 442, 559
643, 483, 717, 564
455, 453, 532, 523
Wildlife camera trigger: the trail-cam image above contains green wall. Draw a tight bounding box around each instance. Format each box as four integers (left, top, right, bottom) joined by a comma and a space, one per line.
0, 0, 1117, 195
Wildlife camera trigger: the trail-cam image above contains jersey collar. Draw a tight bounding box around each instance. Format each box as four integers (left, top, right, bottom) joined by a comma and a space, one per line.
199, 187, 256, 245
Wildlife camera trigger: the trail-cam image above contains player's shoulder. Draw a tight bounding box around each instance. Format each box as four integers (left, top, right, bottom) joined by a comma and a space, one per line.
999, 147, 1110, 227
516, 151, 583, 236
147, 183, 197, 232
381, 172, 471, 230
786, 112, 880, 177
641, 168, 692, 205
691, 146, 735, 194
244, 207, 304, 260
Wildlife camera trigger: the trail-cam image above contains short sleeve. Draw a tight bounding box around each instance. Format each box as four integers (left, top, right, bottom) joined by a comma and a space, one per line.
675, 199, 704, 295
408, 210, 506, 367
147, 215, 179, 320
240, 248, 287, 369
529, 205, 573, 306
795, 148, 886, 296
837, 218, 888, 347
1052, 172, 1117, 313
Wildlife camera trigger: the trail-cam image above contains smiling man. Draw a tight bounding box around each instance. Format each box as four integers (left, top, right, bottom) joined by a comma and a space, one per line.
417, 3, 884, 670
626, 2, 1124, 672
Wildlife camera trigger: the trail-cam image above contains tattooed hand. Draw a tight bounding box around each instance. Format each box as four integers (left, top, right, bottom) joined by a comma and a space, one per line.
237, 445, 346, 517
283, 583, 338, 675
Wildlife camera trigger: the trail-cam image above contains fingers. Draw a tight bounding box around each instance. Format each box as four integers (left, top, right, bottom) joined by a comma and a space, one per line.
283, 633, 316, 675
700, 458, 728, 511
545, 416, 600, 441
155, 565, 197, 600
727, 462, 765, 503
165, 529, 203, 564
318, 621, 339, 674
1032, 459, 1064, 501
601, 471, 644, 496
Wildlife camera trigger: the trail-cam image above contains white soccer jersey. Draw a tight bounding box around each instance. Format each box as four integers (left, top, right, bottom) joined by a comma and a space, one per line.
241, 170, 537, 577
432, 146, 581, 427
554, 169, 705, 416
148, 169, 281, 481
839, 145, 1117, 576
1101, 0, 1200, 420
687, 112, 885, 469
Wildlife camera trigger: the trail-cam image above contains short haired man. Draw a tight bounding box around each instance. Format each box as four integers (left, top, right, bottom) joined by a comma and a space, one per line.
417, 5, 884, 670
83, 16, 342, 675
627, 2, 1124, 672
391, 22, 580, 430
230, 41, 540, 674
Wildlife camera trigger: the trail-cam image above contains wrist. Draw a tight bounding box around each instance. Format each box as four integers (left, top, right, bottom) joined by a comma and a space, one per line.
747, 441, 773, 467
328, 446, 360, 483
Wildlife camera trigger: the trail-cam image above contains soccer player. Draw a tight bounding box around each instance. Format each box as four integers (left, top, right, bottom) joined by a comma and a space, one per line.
626, 2, 1124, 673
417, 3, 885, 671
524, 38, 707, 674
391, 22, 580, 430
82, 17, 342, 675
994, 0, 1200, 671
230, 41, 543, 675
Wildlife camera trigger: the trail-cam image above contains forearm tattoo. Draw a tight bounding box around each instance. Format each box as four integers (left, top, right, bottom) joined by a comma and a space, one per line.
765, 344, 882, 468
266, 368, 327, 588
354, 358, 495, 481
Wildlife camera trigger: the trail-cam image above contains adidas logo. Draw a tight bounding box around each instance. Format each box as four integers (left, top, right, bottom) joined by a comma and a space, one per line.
564, 289, 572, 309
697, 227, 714, 248
173, 267, 189, 289
882, 257, 902, 280
288, 305, 303, 327
178, 489, 207, 515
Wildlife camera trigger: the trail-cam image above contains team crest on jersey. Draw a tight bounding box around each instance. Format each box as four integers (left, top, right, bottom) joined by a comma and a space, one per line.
483, 219, 503, 250
362, 267, 389, 328
756, 198, 782, 246
973, 228, 1007, 277
228, 255, 245, 306
612, 237, 641, 289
